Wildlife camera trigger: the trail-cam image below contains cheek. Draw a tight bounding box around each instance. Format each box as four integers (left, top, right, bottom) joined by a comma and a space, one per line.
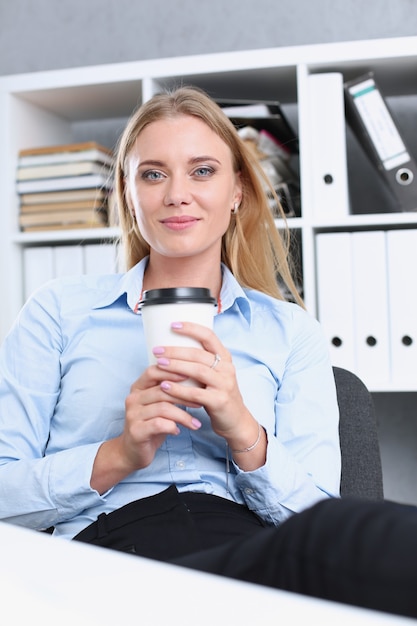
219, 207, 232, 231
134, 208, 154, 238
130, 185, 156, 219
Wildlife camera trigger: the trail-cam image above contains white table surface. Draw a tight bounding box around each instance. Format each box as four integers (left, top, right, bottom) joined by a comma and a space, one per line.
0, 521, 413, 625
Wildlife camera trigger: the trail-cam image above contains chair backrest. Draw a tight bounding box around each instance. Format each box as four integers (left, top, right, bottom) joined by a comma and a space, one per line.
333, 366, 384, 500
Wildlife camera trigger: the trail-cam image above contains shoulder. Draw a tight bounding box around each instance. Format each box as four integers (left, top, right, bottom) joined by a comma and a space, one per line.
22, 272, 124, 317
244, 289, 327, 357
245, 288, 319, 331
242, 290, 332, 374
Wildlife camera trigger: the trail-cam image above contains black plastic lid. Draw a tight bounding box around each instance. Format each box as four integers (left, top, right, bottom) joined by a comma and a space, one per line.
138, 287, 217, 308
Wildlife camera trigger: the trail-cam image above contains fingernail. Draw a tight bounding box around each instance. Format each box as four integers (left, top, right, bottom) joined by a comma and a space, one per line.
161, 381, 171, 391
157, 357, 170, 366
153, 346, 165, 355
191, 418, 202, 429
171, 322, 183, 329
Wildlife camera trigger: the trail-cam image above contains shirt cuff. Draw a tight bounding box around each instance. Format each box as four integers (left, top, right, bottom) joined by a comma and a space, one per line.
49, 442, 111, 518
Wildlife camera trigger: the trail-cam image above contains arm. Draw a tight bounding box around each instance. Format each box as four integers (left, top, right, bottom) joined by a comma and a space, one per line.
0, 285, 105, 530
145, 309, 340, 526
233, 307, 341, 524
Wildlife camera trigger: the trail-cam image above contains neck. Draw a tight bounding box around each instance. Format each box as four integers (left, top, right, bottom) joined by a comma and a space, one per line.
143, 254, 223, 300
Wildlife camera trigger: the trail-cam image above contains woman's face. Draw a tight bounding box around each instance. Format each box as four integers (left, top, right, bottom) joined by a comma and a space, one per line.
125, 114, 242, 263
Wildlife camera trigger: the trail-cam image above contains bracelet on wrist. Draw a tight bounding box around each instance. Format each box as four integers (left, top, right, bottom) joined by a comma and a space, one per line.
231, 422, 262, 454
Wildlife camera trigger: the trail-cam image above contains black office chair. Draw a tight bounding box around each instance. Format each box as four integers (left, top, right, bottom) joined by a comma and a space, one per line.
333, 366, 384, 500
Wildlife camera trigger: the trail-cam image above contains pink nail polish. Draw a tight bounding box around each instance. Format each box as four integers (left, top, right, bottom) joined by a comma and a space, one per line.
152, 346, 165, 355
161, 381, 171, 390
191, 418, 202, 429
171, 322, 183, 329
157, 358, 170, 366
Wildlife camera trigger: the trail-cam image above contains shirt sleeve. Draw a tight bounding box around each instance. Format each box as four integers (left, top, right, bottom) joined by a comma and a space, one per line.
0, 284, 107, 530
233, 306, 341, 525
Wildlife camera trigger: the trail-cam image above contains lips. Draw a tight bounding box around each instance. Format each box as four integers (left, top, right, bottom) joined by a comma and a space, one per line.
160, 216, 199, 230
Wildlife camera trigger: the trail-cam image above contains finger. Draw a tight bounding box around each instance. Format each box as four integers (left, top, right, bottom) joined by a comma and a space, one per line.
126, 391, 203, 432
130, 364, 188, 392
158, 376, 231, 414
208, 352, 222, 370
153, 345, 228, 373
169, 322, 229, 358
155, 352, 231, 387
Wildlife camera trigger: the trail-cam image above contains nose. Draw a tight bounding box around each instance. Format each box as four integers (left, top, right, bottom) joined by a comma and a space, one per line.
163, 174, 192, 207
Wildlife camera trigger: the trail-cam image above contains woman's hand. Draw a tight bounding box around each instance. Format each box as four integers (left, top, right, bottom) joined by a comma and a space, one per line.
153, 322, 267, 468
91, 321, 266, 495
90, 350, 202, 495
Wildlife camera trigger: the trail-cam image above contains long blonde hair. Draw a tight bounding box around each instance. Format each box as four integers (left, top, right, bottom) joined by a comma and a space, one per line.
115, 86, 303, 307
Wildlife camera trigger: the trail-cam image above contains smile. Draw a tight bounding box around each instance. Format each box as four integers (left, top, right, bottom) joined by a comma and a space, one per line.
160, 216, 200, 231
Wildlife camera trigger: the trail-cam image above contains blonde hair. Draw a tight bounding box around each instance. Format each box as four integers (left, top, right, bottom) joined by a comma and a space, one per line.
115, 86, 303, 307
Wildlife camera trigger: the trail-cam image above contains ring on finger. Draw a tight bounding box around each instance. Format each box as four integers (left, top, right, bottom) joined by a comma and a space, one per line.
210, 353, 221, 370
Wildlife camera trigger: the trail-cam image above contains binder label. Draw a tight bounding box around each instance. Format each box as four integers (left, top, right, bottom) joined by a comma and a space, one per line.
348, 78, 409, 170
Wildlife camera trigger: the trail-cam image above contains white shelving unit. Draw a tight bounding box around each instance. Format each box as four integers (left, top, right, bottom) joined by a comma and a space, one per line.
1, 36, 417, 391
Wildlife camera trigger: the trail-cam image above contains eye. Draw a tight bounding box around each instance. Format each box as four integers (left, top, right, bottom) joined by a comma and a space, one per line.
193, 166, 215, 177
141, 170, 164, 181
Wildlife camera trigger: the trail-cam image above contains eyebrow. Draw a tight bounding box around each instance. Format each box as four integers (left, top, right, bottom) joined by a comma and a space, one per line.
189, 156, 222, 165
137, 155, 222, 169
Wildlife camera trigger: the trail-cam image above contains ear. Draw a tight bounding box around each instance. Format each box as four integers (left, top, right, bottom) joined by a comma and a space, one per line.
234, 171, 243, 206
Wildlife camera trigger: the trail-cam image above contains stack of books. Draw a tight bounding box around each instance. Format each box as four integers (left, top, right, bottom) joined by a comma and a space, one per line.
16, 141, 114, 232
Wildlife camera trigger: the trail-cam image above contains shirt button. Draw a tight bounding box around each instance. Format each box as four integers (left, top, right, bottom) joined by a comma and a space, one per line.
244, 488, 254, 495
176, 460, 186, 469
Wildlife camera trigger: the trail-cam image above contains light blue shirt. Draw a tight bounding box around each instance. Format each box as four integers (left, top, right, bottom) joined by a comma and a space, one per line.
0, 259, 341, 540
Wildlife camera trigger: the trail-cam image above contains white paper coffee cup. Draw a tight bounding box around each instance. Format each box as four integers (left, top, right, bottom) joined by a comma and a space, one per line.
139, 287, 217, 386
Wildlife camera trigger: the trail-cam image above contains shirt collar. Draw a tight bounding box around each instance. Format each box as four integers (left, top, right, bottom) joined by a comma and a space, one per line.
219, 264, 252, 325
91, 257, 148, 312
92, 257, 253, 325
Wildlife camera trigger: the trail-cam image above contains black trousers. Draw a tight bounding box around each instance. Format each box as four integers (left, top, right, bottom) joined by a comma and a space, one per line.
74, 485, 267, 558
74, 486, 417, 619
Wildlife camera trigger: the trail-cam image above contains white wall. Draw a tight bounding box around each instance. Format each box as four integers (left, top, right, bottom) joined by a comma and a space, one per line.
0, 0, 417, 75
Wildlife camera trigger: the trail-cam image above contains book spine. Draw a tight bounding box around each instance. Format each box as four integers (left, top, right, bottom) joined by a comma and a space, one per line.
16, 173, 112, 194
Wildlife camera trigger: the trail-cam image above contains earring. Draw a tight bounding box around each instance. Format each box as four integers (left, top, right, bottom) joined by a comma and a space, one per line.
232, 202, 240, 215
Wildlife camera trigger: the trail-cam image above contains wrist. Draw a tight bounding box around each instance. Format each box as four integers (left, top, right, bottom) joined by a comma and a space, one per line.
91, 437, 135, 494
231, 421, 262, 453
228, 421, 267, 472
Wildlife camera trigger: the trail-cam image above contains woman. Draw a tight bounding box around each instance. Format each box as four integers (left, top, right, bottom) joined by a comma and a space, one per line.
87, 85, 340, 508
1, 87, 415, 618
